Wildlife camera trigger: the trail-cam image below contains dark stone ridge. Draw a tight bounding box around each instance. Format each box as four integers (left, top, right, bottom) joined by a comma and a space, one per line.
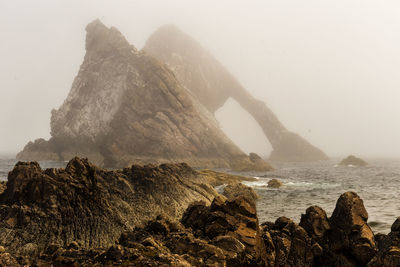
0, 157, 220, 258
339, 155, 368, 167
145, 25, 328, 162
17, 20, 272, 172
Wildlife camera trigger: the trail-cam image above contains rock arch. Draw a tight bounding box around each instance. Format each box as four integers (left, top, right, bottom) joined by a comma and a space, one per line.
144, 25, 327, 161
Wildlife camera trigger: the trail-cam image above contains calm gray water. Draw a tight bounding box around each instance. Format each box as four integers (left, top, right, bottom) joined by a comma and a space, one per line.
1, 156, 399, 234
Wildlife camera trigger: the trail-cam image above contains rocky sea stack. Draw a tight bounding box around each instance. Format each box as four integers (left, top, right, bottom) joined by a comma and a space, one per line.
16, 20, 272, 171
17, 20, 327, 169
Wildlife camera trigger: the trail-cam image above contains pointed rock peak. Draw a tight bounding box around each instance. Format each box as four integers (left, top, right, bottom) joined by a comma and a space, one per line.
85, 19, 136, 54
65, 157, 97, 177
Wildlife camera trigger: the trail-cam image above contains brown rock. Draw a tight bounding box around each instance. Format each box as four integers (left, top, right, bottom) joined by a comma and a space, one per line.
222, 183, 258, 202
267, 178, 283, 188
329, 191, 377, 264
0, 157, 218, 257
300, 205, 330, 244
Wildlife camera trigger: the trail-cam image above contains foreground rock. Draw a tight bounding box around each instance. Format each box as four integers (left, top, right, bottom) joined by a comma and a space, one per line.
339, 155, 368, 167
3, 158, 400, 266
17, 20, 272, 172
27, 195, 268, 266
145, 24, 328, 162
222, 183, 258, 202
0, 157, 220, 258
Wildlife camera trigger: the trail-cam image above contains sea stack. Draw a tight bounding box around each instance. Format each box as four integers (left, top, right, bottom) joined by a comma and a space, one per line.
145, 25, 328, 162
17, 20, 272, 171
339, 155, 368, 167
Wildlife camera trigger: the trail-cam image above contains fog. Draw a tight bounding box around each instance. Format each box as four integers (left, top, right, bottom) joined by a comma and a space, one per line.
1, 0, 400, 159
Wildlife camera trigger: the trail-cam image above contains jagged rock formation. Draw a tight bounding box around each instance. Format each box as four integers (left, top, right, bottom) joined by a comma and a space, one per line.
2, 158, 400, 266
0, 157, 221, 257
17, 20, 272, 171
145, 25, 328, 162
339, 155, 368, 167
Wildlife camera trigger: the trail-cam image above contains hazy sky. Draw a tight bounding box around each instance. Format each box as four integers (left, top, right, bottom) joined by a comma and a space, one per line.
1, 0, 400, 158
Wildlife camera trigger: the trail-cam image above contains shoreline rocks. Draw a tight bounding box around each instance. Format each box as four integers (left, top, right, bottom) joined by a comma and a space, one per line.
1, 159, 400, 266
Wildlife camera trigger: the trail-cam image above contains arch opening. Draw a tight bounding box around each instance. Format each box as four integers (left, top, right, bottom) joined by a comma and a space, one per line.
215, 97, 272, 158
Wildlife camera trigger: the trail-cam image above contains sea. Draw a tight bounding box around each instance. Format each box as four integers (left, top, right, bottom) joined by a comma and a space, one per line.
1, 154, 399, 234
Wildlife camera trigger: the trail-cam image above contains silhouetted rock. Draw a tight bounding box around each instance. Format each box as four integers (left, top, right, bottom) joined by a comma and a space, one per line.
339, 155, 368, 167
267, 178, 283, 188
145, 25, 328, 162
17, 20, 272, 172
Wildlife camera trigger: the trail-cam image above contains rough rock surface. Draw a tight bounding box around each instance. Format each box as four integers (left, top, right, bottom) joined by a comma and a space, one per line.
222, 182, 258, 202
0, 157, 219, 257
145, 25, 328, 162
181, 196, 268, 265
197, 169, 257, 187
328, 191, 377, 265
267, 178, 283, 188
339, 155, 368, 167
17, 20, 272, 171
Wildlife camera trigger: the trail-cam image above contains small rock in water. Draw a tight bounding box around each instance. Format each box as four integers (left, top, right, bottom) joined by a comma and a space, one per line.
339, 155, 368, 167
267, 178, 283, 188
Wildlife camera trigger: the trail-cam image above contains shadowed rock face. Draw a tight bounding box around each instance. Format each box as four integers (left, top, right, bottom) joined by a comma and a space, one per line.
145, 25, 328, 162
17, 20, 272, 171
0, 157, 219, 256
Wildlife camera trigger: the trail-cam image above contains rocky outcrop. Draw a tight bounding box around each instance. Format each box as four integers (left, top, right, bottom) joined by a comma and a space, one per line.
145, 25, 328, 162
197, 169, 258, 187
267, 178, 283, 188
222, 182, 258, 202
17, 20, 272, 171
261, 192, 377, 266
0, 157, 220, 257
339, 155, 368, 167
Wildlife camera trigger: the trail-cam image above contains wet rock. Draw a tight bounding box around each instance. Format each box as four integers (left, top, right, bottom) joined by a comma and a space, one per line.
329, 191, 377, 265
339, 155, 368, 167
222, 182, 258, 202
267, 178, 283, 188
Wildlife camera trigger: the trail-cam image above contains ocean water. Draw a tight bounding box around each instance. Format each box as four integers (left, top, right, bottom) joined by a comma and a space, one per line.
1, 156, 399, 234
244, 159, 400, 234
